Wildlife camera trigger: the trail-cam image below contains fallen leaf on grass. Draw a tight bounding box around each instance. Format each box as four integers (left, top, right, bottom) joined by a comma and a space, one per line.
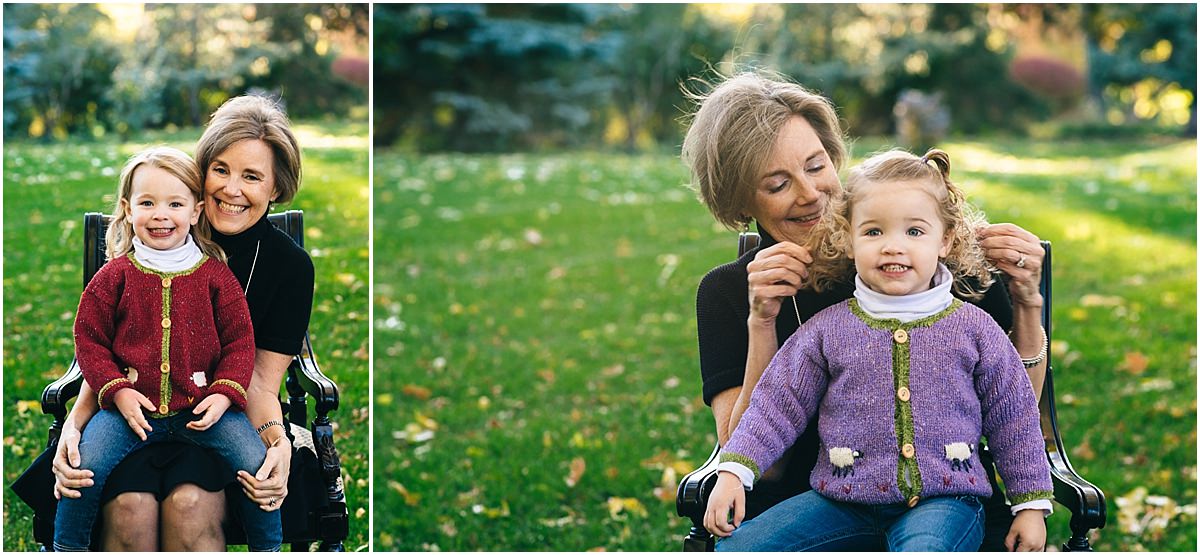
402, 384, 432, 400
387, 481, 420, 506
1119, 352, 1149, 375
1115, 486, 1197, 541
607, 497, 647, 519
566, 456, 586, 487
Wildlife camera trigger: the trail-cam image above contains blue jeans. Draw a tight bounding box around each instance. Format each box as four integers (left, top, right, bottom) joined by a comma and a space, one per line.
716, 490, 984, 552
53, 409, 281, 551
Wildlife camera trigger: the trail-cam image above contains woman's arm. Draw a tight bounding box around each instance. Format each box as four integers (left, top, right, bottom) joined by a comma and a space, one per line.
236, 348, 294, 511
979, 223, 1048, 400
52, 381, 100, 498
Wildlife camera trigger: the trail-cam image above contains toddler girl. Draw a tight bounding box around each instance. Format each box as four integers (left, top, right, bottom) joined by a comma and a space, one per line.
704, 149, 1053, 552
54, 147, 281, 552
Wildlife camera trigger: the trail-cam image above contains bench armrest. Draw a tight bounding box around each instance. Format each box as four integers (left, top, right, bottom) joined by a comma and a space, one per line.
290, 334, 339, 415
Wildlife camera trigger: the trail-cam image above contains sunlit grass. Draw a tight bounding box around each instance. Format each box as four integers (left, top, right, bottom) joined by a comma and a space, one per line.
373, 137, 1195, 551
2, 120, 370, 551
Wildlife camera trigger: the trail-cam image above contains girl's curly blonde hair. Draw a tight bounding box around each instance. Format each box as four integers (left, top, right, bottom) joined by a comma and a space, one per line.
803, 148, 995, 299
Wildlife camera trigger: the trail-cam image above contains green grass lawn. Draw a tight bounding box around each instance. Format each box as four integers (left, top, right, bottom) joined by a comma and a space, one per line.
373, 137, 1196, 551
2, 118, 370, 551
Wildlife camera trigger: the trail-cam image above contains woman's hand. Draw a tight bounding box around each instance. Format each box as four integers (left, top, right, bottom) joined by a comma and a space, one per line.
1005, 509, 1047, 552
52, 419, 94, 500
978, 224, 1044, 308
746, 242, 812, 325
237, 436, 292, 512
704, 472, 746, 537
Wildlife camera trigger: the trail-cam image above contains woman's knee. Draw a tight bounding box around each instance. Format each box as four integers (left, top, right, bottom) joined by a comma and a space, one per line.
161, 484, 226, 550
99, 492, 159, 551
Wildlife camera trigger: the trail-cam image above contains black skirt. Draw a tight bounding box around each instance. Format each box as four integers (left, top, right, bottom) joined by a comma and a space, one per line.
102, 441, 235, 501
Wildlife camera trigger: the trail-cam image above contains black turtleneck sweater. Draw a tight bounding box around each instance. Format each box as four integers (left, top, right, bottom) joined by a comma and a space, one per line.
212, 214, 315, 356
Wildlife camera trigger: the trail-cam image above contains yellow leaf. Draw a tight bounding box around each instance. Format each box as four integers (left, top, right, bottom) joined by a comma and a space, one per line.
566, 456, 587, 487
401, 384, 432, 400
376, 393, 394, 406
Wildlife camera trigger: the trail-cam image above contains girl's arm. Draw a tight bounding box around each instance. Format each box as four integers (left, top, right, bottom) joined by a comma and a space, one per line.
235, 348, 294, 511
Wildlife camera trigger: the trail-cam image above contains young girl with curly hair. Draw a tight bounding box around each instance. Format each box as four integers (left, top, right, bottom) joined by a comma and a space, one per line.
704, 149, 1053, 552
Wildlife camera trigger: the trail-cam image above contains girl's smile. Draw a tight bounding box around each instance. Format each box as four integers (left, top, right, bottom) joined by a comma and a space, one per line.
123, 165, 203, 251
849, 181, 951, 296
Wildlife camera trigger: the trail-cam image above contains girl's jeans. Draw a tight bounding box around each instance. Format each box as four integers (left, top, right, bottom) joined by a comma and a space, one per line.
716, 490, 984, 552
53, 408, 282, 552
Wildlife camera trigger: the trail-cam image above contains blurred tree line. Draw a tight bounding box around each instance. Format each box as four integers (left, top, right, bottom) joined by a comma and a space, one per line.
3, 3, 368, 141
374, 3, 1195, 152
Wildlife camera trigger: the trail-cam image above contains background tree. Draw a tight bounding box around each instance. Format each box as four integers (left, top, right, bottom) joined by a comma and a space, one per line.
1084, 3, 1197, 134
3, 4, 119, 140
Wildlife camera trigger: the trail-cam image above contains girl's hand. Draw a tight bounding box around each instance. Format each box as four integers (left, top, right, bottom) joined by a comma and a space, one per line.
746, 242, 812, 326
113, 388, 156, 441
978, 224, 1044, 308
187, 394, 232, 431
237, 436, 292, 511
703, 472, 746, 538
1004, 509, 1047, 552
51, 421, 94, 500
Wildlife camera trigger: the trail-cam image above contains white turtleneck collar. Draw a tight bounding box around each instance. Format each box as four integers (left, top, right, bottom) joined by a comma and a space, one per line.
132, 234, 203, 273
854, 263, 954, 322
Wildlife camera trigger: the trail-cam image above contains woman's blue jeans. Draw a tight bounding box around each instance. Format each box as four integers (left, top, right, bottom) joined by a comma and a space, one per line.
716, 490, 984, 552
53, 409, 282, 552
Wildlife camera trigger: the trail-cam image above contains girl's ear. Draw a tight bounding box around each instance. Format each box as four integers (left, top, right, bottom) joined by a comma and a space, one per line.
191, 200, 204, 225
120, 198, 132, 220
939, 231, 952, 258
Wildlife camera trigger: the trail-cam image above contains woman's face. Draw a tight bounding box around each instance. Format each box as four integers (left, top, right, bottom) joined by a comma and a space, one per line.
203, 139, 278, 236
747, 116, 841, 244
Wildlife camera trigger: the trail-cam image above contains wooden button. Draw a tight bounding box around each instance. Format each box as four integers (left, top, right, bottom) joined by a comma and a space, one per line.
902, 443, 915, 458
161, 317, 171, 329
893, 328, 908, 344
159, 403, 169, 414
162, 277, 172, 288
160, 362, 170, 373
907, 496, 920, 508
897, 386, 911, 402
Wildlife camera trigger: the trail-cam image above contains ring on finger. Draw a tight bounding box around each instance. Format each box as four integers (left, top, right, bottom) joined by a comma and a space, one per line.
1016, 255, 1026, 268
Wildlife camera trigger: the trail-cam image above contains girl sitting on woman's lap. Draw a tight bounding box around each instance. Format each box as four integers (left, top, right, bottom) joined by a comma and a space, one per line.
703, 149, 1053, 552
53, 147, 281, 552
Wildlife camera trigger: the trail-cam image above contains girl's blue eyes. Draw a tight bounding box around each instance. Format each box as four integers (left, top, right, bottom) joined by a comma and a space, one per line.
864, 228, 925, 237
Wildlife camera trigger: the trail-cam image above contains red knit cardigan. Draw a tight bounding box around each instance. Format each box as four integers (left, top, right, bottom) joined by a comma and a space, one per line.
73, 254, 255, 414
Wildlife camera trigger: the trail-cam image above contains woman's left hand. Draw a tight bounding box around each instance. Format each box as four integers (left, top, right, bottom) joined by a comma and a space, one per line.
978, 223, 1044, 307
237, 437, 292, 512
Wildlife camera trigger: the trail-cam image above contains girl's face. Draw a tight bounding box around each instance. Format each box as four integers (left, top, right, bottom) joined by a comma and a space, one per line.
204, 139, 278, 236
747, 116, 841, 244
848, 181, 951, 296
123, 165, 203, 251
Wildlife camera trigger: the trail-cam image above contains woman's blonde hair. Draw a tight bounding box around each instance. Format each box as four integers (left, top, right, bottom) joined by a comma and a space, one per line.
196, 95, 302, 205
106, 147, 225, 262
804, 148, 995, 299
682, 71, 848, 230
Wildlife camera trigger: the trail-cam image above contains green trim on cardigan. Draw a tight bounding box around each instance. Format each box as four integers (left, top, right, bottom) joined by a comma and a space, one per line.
719, 451, 762, 482
1010, 490, 1055, 505
847, 299, 966, 500
125, 253, 209, 419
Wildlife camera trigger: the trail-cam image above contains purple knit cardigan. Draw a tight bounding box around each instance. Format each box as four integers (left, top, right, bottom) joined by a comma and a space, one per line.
722, 299, 1053, 506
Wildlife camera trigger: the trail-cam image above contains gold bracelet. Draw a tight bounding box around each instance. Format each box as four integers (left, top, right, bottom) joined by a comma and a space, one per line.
1020, 327, 1049, 368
